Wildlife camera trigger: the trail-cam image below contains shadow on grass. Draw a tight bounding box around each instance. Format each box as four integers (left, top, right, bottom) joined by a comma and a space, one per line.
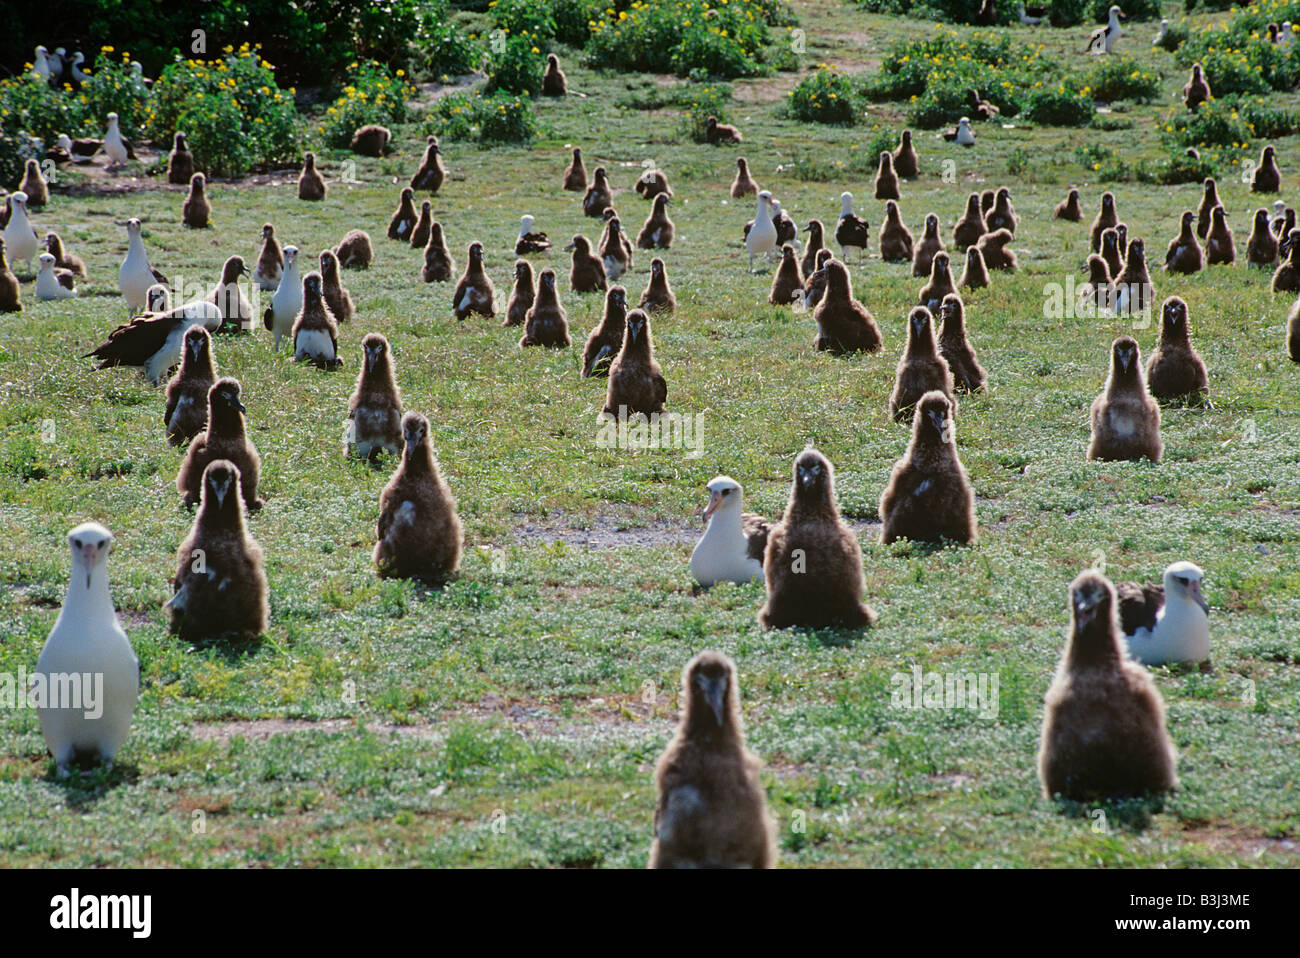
1053, 793, 1169, 833
182, 632, 266, 665
48, 759, 140, 811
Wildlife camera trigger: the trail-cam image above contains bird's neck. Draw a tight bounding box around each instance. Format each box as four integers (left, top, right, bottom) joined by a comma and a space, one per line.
705, 504, 745, 541
64, 563, 113, 623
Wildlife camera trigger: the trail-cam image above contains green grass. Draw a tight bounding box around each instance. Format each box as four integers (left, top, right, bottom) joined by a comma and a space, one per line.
1, 2, 1299, 867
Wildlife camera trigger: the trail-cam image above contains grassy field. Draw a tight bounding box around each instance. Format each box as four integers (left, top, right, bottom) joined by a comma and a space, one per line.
1, 1, 1298, 867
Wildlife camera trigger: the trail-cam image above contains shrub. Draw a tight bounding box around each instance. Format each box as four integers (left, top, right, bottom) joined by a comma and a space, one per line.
485, 34, 546, 96
429, 90, 540, 144
317, 62, 413, 148
585, 0, 779, 78
1162, 99, 1254, 148
788, 66, 857, 125
1155, 21, 1191, 52
1177, 7, 1300, 93
675, 84, 733, 142
0, 130, 39, 190
415, 15, 484, 79
79, 51, 152, 139
489, 0, 601, 47
1022, 84, 1094, 127
1049, 0, 1160, 25
146, 46, 298, 177
846, 0, 1014, 25
1085, 57, 1160, 103
0, 74, 89, 144
1134, 151, 1216, 184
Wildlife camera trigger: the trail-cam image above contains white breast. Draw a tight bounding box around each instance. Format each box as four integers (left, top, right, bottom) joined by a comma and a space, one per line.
294, 328, 336, 363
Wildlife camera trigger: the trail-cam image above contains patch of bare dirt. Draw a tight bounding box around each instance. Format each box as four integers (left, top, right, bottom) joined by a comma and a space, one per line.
1180, 826, 1300, 860
513, 516, 700, 549
733, 74, 804, 105
189, 718, 443, 744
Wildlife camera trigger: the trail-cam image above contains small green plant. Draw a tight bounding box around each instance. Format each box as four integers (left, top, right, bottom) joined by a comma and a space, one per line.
788, 66, 857, 125
1085, 57, 1161, 103
485, 34, 546, 96
489, 0, 602, 47
1155, 21, 1190, 52
429, 90, 540, 144
1022, 85, 1094, 127
79, 51, 152, 138
415, 14, 484, 79
316, 61, 412, 149
1006, 147, 1030, 176
674, 84, 733, 142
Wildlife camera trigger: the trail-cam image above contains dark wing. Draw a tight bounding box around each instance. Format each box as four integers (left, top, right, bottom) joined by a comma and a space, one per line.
84, 314, 175, 367
1116, 582, 1164, 635
151, 267, 169, 286
652, 372, 667, 408
741, 513, 771, 564
57, 271, 75, 290
263, 306, 274, 331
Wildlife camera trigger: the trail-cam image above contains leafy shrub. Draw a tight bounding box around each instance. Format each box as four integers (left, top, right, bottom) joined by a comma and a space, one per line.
788, 67, 857, 124
79, 51, 152, 139
415, 15, 484, 78
1177, 6, 1300, 93
585, 0, 782, 78
1133, 151, 1216, 184
1085, 57, 1160, 103
1234, 97, 1300, 138
0, 130, 39, 190
1048, 0, 1160, 26
847, 0, 1014, 25
489, 0, 602, 47
316, 62, 413, 148
429, 90, 540, 144
1022, 85, 1094, 127
1162, 100, 1254, 148
1155, 21, 1191, 52
146, 47, 298, 177
675, 83, 733, 142
0, 74, 89, 144
486, 34, 546, 95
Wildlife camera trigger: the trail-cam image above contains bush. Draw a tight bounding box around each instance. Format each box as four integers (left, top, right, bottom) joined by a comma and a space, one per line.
847, 0, 1014, 25
146, 47, 298, 177
316, 62, 413, 148
0, 130, 39, 190
0, 74, 89, 144
79, 51, 152, 139
1022, 85, 1094, 127
489, 0, 602, 47
415, 15, 484, 79
1048, 0, 1160, 25
429, 91, 540, 144
1134, 151, 1216, 184
1162, 100, 1254, 148
1085, 57, 1160, 103
788, 66, 857, 124
485, 34, 546, 96
585, 0, 780, 78
1177, 6, 1300, 93
1155, 21, 1191, 52
675, 84, 733, 142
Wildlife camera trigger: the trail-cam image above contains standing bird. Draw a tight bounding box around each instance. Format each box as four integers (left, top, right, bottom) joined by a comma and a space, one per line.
421, 222, 455, 283
167, 460, 269, 641
297, 151, 326, 200
3, 191, 39, 274
1252, 145, 1281, 193
889, 307, 954, 423
911, 213, 946, 278
1084, 6, 1126, 55
984, 187, 1017, 236
252, 223, 284, 291
1115, 238, 1154, 316
1273, 232, 1300, 294
953, 193, 986, 250
705, 116, 742, 144
938, 294, 985, 393
600, 207, 635, 267
1078, 254, 1113, 315
83, 299, 222, 385
958, 246, 991, 290
583, 166, 614, 218
599, 216, 631, 281
521, 268, 571, 348
769, 245, 804, 306
648, 651, 776, 869
410, 136, 446, 193
879, 201, 914, 263
640, 257, 676, 314
835, 191, 870, 265
801, 219, 826, 276
410, 203, 434, 250
320, 249, 355, 323
35, 253, 76, 300
208, 256, 253, 332
34, 523, 139, 776
604, 309, 667, 417
566, 234, 606, 293
1164, 211, 1202, 274
19, 159, 50, 207
1037, 570, 1178, 801
1054, 188, 1083, 221
746, 191, 779, 271
334, 229, 374, 269
563, 147, 588, 192
635, 169, 673, 200
1195, 178, 1221, 239
515, 214, 550, 255
1088, 336, 1162, 463
893, 130, 920, 178
814, 260, 882, 354
346, 333, 403, 460
1100, 228, 1124, 279
1118, 562, 1211, 667
45, 231, 86, 276
1204, 205, 1235, 266
167, 132, 194, 185
1146, 296, 1209, 403
769, 200, 797, 247
803, 248, 833, 310
874, 152, 900, 201
582, 285, 626, 375
374, 412, 463, 582
880, 391, 976, 544
452, 242, 496, 319
349, 124, 391, 156
102, 113, 129, 166
263, 245, 301, 351
1183, 63, 1210, 110
177, 378, 264, 510
181, 172, 210, 228
637, 194, 674, 249
504, 259, 535, 328
1090, 192, 1119, 252
164, 326, 216, 446
919, 251, 957, 313
942, 117, 975, 147
387, 187, 418, 242
542, 53, 568, 96
690, 479, 770, 587
730, 157, 758, 198
758, 448, 877, 630
974, 229, 1017, 272
291, 272, 341, 369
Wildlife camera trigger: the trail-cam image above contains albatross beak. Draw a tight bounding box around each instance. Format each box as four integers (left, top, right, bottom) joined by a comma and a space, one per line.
703, 678, 726, 727
700, 490, 723, 525
1189, 579, 1210, 615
